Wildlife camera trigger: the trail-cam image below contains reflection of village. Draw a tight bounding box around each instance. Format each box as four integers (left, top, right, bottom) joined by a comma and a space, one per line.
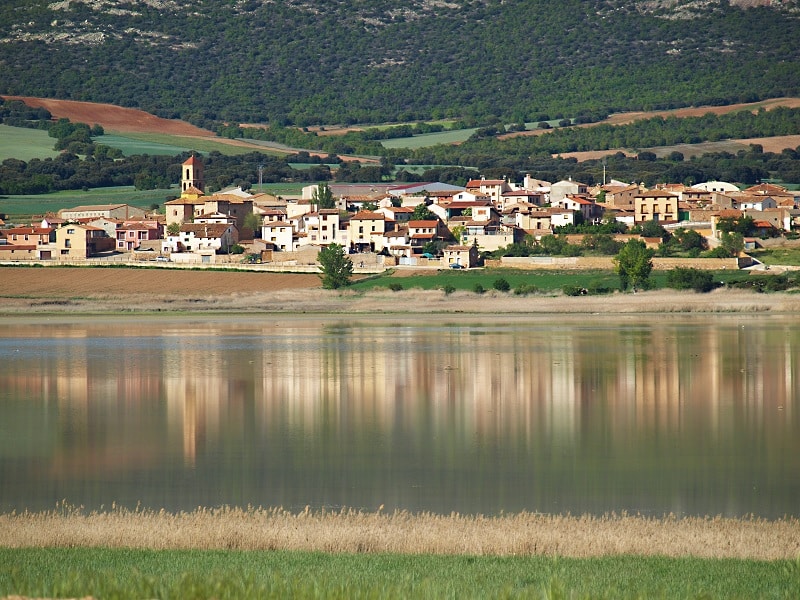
1, 319, 795, 474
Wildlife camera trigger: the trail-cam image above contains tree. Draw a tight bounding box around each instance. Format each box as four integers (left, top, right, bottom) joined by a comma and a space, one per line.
243, 212, 262, 238
166, 222, 181, 236
614, 239, 654, 292
312, 182, 335, 209
720, 231, 744, 257
412, 202, 435, 221
317, 243, 353, 289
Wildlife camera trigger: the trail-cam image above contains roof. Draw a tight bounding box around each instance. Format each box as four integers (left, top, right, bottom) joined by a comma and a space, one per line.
62, 204, 126, 212
165, 197, 205, 205
3, 226, 52, 234
445, 245, 475, 252
178, 223, 232, 238
466, 179, 505, 187
714, 209, 744, 218
502, 190, 543, 197
118, 223, 157, 231
181, 185, 205, 196
350, 211, 385, 220
183, 155, 201, 166
447, 201, 492, 210
635, 191, 678, 199
408, 220, 439, 227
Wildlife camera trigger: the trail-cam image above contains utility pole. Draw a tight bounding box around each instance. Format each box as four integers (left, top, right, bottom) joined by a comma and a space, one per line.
258, 164, 264, 191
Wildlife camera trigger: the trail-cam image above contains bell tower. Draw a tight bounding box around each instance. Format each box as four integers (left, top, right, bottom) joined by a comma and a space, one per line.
181, 154, 204, 193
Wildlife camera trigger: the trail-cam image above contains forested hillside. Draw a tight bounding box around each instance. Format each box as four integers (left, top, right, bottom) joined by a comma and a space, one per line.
1, 0, 799, 128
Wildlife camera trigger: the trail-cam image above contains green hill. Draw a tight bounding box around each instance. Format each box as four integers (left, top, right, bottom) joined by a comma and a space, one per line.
0, 0, 799, 128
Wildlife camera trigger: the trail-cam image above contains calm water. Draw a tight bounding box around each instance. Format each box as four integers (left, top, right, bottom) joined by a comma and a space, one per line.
0, 315, 798, 518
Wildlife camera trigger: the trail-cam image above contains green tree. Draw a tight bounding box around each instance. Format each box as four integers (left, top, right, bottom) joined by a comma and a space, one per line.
412, 202, 434, 221
312, 182, 335, 210
166, 222, 181, 236
243, 212, 262, 237
720, 231, 745, 257
318, 243, 353, 289
614, 239, 654, 292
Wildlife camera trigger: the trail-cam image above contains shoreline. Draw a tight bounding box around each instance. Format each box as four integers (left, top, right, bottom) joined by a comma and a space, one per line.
2, 287, 800, 317
2, 507, 798, 560
4, 265, 800, 316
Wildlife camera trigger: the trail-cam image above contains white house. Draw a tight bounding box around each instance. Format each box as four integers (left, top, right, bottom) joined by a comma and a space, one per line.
162, 223, 238, 254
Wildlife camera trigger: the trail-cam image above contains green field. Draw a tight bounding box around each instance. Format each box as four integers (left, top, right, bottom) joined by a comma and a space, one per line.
101, 131, 285, 156
351, 268, 745, 293
0, 124, 59, 162
98, 134, 198, 156
381, 127, 478, 149
0, 186, 174, 221
748, 247, 800, 266
1, 548, 796, 599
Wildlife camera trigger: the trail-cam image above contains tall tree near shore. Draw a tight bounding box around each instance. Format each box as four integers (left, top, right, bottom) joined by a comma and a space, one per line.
318, 243, 353, 289
614, 239, 654, 292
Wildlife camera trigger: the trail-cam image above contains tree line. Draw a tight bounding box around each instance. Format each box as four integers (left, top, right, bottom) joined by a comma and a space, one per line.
0, 0, 798, 127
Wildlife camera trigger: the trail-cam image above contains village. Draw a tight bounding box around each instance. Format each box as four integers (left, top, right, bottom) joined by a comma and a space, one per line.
1, 155, 799, 271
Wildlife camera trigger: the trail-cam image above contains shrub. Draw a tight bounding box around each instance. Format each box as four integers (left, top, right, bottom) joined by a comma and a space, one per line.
666, 267, 717, 293
562, 285, 587, 296
513, 284, 539, 295
473, 283, 486, 295
388, 283, 403, 292
586, 280, 613, 295
493, 278, 511, 292
442, 285, 456, 295
727, 274, 793, 293
705, 247, 731, 258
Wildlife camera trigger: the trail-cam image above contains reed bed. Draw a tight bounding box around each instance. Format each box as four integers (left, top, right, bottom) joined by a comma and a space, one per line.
2, 505, 798, 560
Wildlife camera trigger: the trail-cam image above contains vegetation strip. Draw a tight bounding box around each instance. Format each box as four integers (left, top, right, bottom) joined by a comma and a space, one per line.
2, 506, 798, 560
2, 547, 798, 599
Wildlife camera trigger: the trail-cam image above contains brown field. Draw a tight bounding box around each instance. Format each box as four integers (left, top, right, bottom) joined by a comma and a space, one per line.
1, 96, 213, 137
3, 266, 800, 316
1, 505, 797, 559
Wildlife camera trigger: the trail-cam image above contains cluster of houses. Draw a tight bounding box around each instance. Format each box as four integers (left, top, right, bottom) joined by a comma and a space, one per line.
2, 154, 800, 268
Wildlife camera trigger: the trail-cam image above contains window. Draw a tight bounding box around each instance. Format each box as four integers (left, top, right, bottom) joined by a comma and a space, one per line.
64, 239, 71, 248
67, 228, 75, 234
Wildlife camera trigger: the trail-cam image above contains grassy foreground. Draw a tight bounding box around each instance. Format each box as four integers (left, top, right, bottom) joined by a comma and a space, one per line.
2, 507, 799, 598
2, 547, 798, 599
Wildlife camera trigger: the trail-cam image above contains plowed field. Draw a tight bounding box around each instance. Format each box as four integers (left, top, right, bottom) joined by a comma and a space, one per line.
1, 268, 320, 296
2, 96, 213, 136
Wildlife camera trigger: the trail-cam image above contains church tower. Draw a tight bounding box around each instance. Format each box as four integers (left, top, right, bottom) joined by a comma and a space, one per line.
181, 154, 204, 193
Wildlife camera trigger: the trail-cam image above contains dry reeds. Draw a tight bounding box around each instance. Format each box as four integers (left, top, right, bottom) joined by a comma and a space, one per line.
2, 504, 798, 560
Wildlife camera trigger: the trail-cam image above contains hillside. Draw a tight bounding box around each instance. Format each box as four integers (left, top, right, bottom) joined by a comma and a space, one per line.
1, 0, 799, 127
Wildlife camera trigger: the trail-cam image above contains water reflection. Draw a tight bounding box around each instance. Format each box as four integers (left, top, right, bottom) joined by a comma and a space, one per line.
0, 316, 797, 517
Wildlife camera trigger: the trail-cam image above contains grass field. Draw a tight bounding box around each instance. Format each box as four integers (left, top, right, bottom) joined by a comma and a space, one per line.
0, 124, 59, 162
1, 547, 797, 599
100, 131, 283, 156
0, 186, 174, 221
748, 247, 800, 266
380, 127, 478, 149
98, 133, 199, 156
350, 268, 745, 294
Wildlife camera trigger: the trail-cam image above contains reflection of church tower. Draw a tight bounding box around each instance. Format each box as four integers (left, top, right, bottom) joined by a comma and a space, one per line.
182, 155, 204, 193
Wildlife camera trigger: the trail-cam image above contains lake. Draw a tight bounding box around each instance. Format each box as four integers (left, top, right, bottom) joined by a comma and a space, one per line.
1, 314, 797, 518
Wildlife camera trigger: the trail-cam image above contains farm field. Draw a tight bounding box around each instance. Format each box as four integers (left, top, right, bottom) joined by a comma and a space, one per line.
1, 546, 796, 600
8, 95, 800, 159
0, 187, 174, 221
0, 125, 59, 162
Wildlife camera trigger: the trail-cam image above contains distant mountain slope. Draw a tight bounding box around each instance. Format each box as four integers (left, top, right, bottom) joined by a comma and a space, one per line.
1, 0, 799, 127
